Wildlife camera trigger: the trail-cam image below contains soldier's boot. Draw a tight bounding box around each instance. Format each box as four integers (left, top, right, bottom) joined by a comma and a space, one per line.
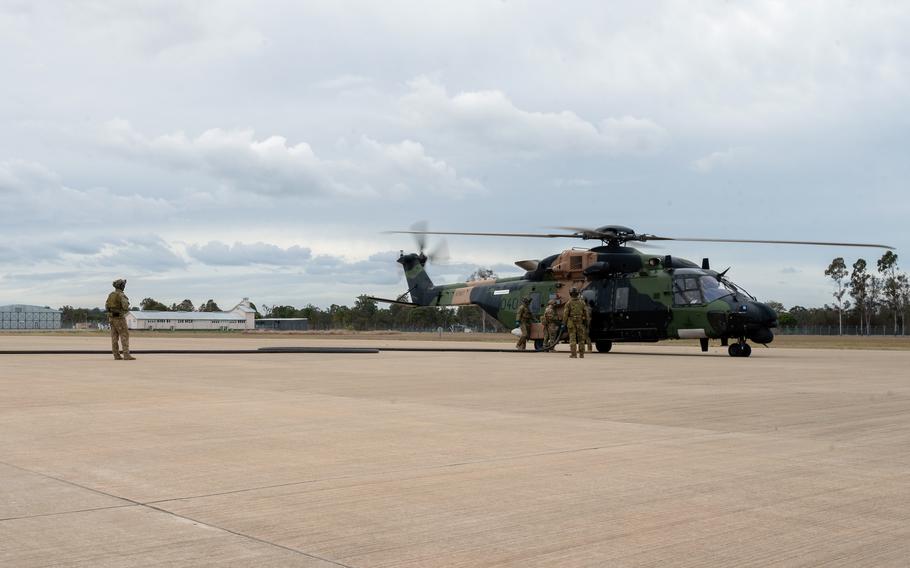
122, 337, 136, 360
113, 351, 122, 360
579, 347, 584, 359
569, 344, 577, 358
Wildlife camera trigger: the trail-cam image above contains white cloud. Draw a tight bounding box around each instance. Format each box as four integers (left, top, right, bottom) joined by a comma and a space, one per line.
0, 159, 177, 227
315, 74, 373, 90
102, 119, 481, 198
0, 159, 59, 193
96, 236, 186, 271
691, 147, 749, 173
186, 241, 313, 266
400, 77, 669, 156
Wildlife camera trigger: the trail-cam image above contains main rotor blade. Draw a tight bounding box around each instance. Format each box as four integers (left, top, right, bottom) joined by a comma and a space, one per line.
386, 230, 579, 239
646, 236, 894, 249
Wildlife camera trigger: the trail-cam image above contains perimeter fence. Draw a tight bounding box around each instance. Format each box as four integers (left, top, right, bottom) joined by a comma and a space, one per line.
777, 325, 905, 336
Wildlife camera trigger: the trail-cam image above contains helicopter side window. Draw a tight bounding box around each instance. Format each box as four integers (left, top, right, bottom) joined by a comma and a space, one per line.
673, 276, 703, 306
614, 285, 629, 311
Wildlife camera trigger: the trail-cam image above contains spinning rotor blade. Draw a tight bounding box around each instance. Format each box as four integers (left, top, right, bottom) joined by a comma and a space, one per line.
386, 230, 578, 239
428, 239, 450, 263
642, 236, 894, 249
551, 226, 609, 239
400, 221, 451, 262
409, 221, 429, 253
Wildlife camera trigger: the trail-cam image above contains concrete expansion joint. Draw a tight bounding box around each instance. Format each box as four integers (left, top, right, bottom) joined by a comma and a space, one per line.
0, 459, 355, 568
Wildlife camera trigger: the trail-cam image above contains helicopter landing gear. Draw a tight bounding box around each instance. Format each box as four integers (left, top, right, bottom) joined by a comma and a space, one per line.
595, 340, 612, 353
728, 340, 752, 357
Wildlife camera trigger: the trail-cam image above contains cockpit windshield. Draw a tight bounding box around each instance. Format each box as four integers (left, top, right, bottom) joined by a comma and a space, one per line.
700, 275, 731, 302
673, 272, 751, 305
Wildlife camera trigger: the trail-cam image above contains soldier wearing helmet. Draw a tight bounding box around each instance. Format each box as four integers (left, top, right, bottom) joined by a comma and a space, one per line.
541, 298, 559, 349
562, 287, 587, 358
105, 279, 135, 360
514, 295, 535, 350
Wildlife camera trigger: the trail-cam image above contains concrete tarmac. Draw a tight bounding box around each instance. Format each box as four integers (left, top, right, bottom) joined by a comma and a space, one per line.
2, 335, 909, 567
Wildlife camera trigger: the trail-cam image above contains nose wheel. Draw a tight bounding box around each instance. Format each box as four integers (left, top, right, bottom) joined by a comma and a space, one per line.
728, 341, 752, 357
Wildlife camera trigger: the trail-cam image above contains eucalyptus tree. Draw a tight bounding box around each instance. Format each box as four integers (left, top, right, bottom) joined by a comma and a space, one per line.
877, 251, 901, 335
825, 257, 850, 335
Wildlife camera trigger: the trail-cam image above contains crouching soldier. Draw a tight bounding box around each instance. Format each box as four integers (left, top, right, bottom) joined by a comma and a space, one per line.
106, 279, 135, 360
542, 299, 559, 349
515, 296, 535, 350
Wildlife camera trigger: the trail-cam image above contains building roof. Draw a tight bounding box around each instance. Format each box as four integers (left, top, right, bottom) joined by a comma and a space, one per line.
232, 298, 256, 314
128, 311, 245, 321
256, 318, 309, 321
0, 305, 62, 313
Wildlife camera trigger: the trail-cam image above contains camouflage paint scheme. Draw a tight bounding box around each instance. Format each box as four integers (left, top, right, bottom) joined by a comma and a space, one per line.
397, 244, 778, 356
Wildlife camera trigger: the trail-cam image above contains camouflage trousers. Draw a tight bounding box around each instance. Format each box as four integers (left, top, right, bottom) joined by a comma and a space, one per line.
579, 322, 592, 352
543, 323, 559, 346
516, 321, 531, 350
110, 317, 130, 359
567, 319, 585, 355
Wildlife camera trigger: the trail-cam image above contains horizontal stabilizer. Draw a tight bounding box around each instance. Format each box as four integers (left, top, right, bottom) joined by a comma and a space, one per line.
365, 296, 420, 306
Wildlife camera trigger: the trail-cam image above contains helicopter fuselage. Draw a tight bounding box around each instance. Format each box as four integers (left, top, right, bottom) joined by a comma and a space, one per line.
397, 245, 778, 355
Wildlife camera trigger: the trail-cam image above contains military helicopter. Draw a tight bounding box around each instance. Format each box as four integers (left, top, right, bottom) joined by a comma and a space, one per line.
376, 225, 893, 357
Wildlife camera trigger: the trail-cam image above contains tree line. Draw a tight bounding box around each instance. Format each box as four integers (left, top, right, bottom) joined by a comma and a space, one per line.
767, 251, 908, 335
259, 298, 505, 332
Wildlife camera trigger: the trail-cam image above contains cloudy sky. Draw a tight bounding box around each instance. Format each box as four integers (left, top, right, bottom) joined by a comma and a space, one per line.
1, 1, 907, 310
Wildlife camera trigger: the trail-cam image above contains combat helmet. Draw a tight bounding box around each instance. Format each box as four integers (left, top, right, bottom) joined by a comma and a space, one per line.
569, 287, 579, 297
112, 278, 127, 290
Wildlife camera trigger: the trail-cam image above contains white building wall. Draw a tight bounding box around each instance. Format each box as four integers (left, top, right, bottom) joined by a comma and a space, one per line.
126, 314, 248, 331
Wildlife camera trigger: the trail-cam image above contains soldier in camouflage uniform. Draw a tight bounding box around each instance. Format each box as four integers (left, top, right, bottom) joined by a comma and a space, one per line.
562, 288, 586, 358
541, 299, 559, 349
106, 279, 135, 360
581, 298, 593, 352
515, 296, 535, 350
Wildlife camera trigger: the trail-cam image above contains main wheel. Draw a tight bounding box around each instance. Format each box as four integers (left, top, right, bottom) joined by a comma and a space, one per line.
740, 343, 752, 357
728, 343, 742, 357
595, 340, 613, 353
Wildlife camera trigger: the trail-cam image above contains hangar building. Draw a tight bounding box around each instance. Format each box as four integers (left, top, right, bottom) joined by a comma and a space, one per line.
0, 305, 63, 330
126, 298, 256, 331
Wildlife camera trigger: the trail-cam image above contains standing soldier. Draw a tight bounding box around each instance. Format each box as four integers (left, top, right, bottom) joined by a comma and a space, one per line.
515, 296, 535, 350
106, 279, 135, 360
542, 299, 559, 349
562, 288, 586, 358
582, 298, 593, 353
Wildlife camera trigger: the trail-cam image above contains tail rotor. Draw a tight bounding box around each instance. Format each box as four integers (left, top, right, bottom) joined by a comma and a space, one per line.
409, 221, 449, 264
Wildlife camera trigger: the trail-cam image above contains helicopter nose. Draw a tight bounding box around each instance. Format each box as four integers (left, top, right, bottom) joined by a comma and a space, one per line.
753, 302, 778, 328
743, 301, 777, 344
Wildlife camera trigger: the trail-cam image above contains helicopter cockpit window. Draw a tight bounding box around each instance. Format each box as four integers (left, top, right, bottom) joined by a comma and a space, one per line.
673, 276, 703, 305
700, 275, 732, 302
